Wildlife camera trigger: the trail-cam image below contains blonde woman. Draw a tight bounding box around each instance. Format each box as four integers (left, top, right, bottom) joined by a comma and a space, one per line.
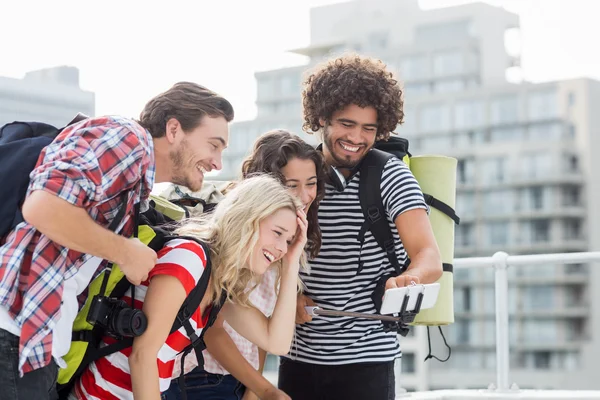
69, 175, 308, 400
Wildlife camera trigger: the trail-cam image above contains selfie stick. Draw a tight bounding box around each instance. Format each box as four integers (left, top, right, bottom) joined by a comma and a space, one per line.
304, 306, 403, 322
304, 287, 425, 337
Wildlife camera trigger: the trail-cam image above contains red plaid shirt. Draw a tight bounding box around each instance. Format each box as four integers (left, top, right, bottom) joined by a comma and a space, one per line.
0, 115, 155, 375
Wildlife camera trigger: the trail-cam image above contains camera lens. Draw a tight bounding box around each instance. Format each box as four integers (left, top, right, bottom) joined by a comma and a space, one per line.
112, 308, 148, 337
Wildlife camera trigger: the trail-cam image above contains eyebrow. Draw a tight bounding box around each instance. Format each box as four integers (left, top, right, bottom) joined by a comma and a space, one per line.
275, 225, 289, 232
285, 176, 318, 182
337, 118, 378, 129
209, 136, 228, 149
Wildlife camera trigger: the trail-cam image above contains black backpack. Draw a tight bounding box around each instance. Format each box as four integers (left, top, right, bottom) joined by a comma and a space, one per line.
357, 136, 460, 311
56, 206, 226, 400
0, 113, 88, 238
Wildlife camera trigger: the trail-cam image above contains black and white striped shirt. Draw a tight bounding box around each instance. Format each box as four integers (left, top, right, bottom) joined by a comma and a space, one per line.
288, 156, 427, 365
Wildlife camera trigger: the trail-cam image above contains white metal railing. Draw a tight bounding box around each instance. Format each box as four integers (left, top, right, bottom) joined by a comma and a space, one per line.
453, 251, 600, 393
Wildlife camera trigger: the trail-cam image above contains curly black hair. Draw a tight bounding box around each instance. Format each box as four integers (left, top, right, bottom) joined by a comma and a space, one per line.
241, 129, 325, 260
302, 53, 404, 140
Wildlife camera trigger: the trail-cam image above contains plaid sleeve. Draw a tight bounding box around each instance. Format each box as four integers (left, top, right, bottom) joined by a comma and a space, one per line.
27, 121, 148, 209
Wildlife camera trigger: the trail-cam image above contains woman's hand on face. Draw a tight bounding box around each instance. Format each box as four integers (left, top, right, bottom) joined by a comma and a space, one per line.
283, 208, 308, 265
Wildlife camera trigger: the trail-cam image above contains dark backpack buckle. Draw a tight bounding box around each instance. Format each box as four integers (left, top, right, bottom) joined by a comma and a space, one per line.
367, 207, 381, 223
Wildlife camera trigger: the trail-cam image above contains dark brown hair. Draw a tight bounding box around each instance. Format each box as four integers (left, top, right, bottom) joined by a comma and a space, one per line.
302, 53, 403, 140
139, 82, 234, 138
241, 129, 325, 259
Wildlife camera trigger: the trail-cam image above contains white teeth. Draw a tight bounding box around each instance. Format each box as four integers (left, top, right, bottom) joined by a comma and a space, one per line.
197, 165, 207, 174
340, 142, 359, 152
263, 251, 274, 262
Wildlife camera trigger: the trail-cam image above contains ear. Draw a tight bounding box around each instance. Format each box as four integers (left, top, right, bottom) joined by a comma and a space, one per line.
318, 117, 326, 128
165, 118, 180, 144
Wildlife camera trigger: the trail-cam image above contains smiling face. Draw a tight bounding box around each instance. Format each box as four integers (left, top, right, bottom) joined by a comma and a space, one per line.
169, 116, 229, 191
320, 103, 378, 170
250, 208, 298, 275
280, 157, 317, 214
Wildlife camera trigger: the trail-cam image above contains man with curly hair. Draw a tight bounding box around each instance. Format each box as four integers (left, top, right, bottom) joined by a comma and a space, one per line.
278, 54, 443, 400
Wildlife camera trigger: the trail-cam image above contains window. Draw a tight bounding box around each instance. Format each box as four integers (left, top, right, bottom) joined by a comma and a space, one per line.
416, 19, 474, 43
455, 287, 472, 312
532, 219, 551, 243
401, 56, 430, 80
433, 51, 464, 76
434, 79, 465, 93
456, 222, 475, 247
522, 287, 554, 310
480, 157, 506, 185
420, 135, 452, 152
456, 192, 475, 218
404, 83, 431, 97
521, 153, 552, 179
456, 319, 471, 344
528, 89, 558, 120
368, 31, 388, 50
485, 221, 510, 246
565, 286, 586, 308
264, 354, 279, 372
401, 353, 416, 373
561, 185, 581, 206
457, 158, 475, 185
563, 154, 579, 172
490, 95, 519, 124
482, 190, 513, 216
490, 127, 524, 143
454, 100, 485, 129
533, 351, 552, 369
419, 104, 451, 132
257, 78, 274, 99
529, 122, 563, 141
563, 218, 582, 240
519, 186, 548, 211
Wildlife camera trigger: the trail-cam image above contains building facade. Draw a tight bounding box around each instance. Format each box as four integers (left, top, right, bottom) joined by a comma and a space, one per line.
0, 66, 95, 128
222, 0, 600, 391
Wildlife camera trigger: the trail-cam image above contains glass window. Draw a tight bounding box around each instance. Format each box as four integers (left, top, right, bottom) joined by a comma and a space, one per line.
561, 185, 581, 207
420, 135, 452, 152
456, 192, 475, 218
433, 51, 464, 76
490, 95, 519, 124
490, 127, 524, 143
434, 79, 465, 93
529, 122, 563, 141
518, 186, 550, 211
419, 104, 450, 132
401, 56, 430, 80
482, 190, 514, 216
528, 89, 558, 120
257, 78, 274, 99
520, 153, 553, 179
522, 287, 555, 311
480, 157, 506, 185
401, 353, 416, 373
405, 83, 431, 97
485, 221, 510, 246
456, 222, 475, 247
563, 218, 582, 240
457, 158, 475, 184
455, 100, 485, 129
416, 19, 474, 43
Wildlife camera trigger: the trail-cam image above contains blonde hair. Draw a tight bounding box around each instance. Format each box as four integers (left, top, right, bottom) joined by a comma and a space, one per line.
175, 174, 306, 306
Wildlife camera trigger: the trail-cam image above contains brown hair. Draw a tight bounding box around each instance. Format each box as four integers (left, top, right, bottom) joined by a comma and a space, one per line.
241, 130, 325, 259
139, 82, 234, 138
302, 53, 403, 141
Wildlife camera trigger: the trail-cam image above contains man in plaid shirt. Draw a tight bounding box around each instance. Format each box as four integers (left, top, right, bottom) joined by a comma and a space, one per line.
0, 81, 234, 400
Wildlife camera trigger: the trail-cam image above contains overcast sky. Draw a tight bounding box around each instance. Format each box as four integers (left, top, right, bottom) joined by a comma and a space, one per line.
0, 0, 597, 122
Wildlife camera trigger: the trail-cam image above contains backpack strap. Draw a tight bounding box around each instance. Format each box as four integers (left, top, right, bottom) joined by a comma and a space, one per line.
423, 194, 460, 225
358, 149, 403, 275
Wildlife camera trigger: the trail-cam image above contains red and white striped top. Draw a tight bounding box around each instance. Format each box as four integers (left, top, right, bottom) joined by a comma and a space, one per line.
71, 238, 209, 400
